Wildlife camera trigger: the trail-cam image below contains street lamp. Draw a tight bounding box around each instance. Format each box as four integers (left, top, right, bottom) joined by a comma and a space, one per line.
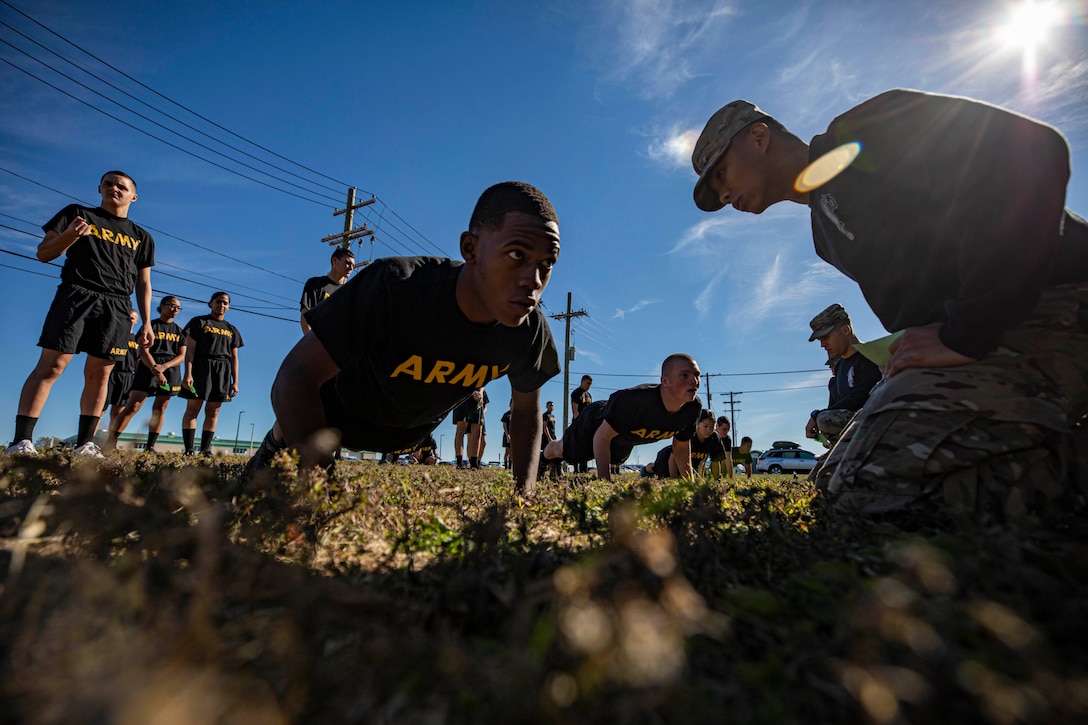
234, 410, 246, 454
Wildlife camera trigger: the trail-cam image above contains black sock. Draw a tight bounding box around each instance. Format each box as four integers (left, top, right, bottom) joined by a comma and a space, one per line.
146, 431, 159, 449
13, 415, 37, 444
200, 429, 214, 452
469, 457, 479, 468
182, 428, 195, 452
456, 455, 463, 465
76, 415, 99, 446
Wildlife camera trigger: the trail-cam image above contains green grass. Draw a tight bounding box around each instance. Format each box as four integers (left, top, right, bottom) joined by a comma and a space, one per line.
1, 451, 1087, 723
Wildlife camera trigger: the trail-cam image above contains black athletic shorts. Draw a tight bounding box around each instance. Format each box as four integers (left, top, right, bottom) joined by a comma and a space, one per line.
104, 370, 135, 407
451, 396, 483, 425
559, 400, 635, 466
132, 362, 182, 397
319, 379, 437, 453
180, 357, 233, 403
38, 283, 131, 359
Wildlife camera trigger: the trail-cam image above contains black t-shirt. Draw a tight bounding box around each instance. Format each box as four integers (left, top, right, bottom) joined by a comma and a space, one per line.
710, 434, 733, 462
691, 432, 727, 470
827, 352, 882, 412
808, 89, 1087, 358
147, 319, 185, 365
183, 315, 244, 359
43, 205, 155, 296
543, 410, 557, 440
109, 332, 140, 373
300, 275, 343, 311
600, 384, 702, 448
571, 387, 591, 414
306, 256, 560, 431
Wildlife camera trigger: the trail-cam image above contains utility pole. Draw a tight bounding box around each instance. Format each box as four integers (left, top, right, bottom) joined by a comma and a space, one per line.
323, 187, 377, 258
549, 292, 587, 431
726, 391, 741, 443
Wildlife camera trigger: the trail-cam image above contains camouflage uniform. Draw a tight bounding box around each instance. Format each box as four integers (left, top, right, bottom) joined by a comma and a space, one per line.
815, 283, 1088, 520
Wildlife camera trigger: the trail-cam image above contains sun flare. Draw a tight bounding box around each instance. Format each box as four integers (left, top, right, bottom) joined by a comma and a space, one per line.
1000, 0, 1060, 48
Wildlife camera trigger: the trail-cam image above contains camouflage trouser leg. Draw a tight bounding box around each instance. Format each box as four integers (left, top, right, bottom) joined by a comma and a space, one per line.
814, 283, 1088, 520
816, 409, 856, 446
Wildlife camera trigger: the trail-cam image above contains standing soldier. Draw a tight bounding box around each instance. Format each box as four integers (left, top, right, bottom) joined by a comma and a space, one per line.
300, 247, 356, 334
108, 296, 187, 452
6, 171, 154, 457
180, 292, 243, 456
570, 374, 593, 472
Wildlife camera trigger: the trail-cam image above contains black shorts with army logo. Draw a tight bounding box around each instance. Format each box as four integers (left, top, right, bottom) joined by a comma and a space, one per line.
132, 363, 183, 397
38, 283, 131, 359
104, 370, 135, 406
180, 356, 234, 403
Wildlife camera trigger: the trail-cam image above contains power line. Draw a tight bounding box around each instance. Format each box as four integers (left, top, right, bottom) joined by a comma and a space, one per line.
0, 246, 296, 324
0, 167, 304, 284
0, 24, 346, 201
0, 0, 354, 191
0, 55, 337, 208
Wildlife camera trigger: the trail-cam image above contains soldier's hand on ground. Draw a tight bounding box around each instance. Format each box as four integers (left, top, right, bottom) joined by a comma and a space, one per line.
885, 323, 975, 378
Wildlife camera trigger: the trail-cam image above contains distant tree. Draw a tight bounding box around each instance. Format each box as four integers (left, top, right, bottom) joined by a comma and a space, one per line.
34, 436, 63, 450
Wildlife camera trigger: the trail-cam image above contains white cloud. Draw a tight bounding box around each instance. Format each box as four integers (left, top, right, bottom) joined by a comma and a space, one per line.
612, 298, 660, 319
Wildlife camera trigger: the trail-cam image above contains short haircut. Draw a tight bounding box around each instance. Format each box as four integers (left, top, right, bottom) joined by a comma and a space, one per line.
209, 291, 230, 303
158, 295, 180, 310
581, 374, 593, 383
468, 181, 558, 234
101, 170, 136, 192
757, 117, 803, 145
331, 247, 354, 263
661, 353, 697, 377
741, 436, 753, 445
716, 416, 731, 427
698, 409, 715, 424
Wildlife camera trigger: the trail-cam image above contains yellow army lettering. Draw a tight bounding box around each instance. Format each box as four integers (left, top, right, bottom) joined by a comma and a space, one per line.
87, 224, 142, 251
205, 325, 234, 338
108, 346, 128, 356
157, 331, 181, 343
391, 355, 511, 387
628, 428, 681, 441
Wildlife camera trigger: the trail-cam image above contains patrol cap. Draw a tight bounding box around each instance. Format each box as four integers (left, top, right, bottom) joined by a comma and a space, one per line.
808, 303, 851, 342
692, 100, 772, 212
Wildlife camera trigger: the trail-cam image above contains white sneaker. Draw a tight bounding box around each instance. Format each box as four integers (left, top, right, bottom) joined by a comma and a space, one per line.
73, 441, 105, 459
4, 439, 38, 455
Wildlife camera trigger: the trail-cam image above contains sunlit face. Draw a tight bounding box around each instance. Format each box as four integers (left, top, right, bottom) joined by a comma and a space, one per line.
546, 401, 554, 413
159, 298, 181, 321
716, 421, 730, 438
817, 324, 853, 359
332, 254, 355, 280
460, 211, 560, 327
98, 174, 137, 209
696, 418, 714, 440
661, 358, 701, 401
707, 124, 773, 214
209, 294, 230, 319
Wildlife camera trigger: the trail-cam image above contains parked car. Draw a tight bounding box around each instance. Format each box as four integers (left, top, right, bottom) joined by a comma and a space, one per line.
755, 448, 818, 474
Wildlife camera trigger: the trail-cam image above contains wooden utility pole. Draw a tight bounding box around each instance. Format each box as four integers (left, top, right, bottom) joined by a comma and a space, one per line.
726, 391, 741, 442
324, 187, 377, 255
549, 292, 587, 431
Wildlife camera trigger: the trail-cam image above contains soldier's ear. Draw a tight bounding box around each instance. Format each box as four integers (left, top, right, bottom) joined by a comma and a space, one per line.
460, 231, 478, 263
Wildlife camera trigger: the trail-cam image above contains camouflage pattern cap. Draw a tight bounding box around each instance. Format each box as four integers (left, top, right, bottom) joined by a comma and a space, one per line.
808, 303, 851, 342
692, 100, 772, 212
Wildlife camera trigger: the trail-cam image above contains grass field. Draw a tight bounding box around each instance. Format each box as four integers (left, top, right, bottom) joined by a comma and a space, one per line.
2, 450, 1087, 724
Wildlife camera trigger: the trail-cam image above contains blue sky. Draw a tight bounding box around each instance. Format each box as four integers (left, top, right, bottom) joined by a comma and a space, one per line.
1, 0, 1086, 463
